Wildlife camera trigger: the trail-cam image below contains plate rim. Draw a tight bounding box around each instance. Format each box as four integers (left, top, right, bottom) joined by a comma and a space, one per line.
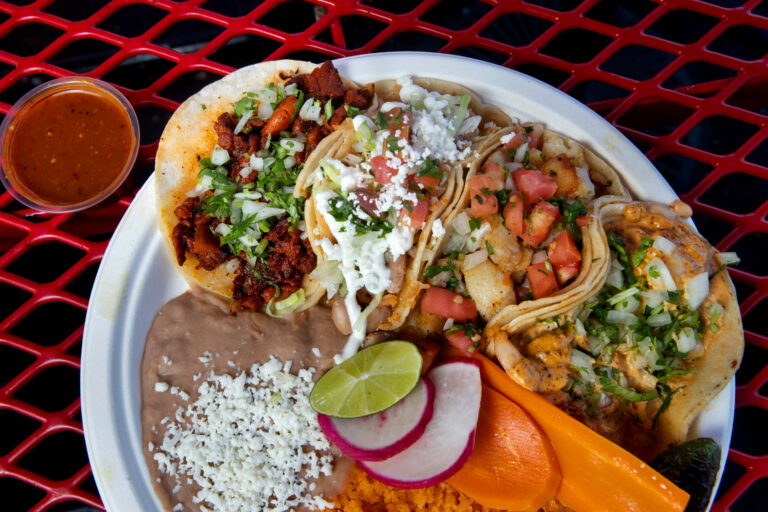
82, 52, 734, 512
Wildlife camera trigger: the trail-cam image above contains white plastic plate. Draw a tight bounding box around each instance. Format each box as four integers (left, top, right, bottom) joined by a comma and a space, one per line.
82, 52, 733, 512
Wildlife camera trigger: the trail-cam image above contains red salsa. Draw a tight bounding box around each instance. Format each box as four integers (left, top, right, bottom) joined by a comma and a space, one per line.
2, 83, 136, 207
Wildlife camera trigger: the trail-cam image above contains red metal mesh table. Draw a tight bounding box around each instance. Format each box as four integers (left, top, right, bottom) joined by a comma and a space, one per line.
0, 0, 766, 510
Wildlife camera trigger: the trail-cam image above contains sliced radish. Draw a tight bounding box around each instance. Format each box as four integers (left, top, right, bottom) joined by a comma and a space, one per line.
318, 379, 435, 461
358, 359, 482, 488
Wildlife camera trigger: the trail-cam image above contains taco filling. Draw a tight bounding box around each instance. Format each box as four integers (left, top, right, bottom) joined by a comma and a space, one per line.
499, 200, 739, 459
306, 76, 491, 359
169, 61, 374, 311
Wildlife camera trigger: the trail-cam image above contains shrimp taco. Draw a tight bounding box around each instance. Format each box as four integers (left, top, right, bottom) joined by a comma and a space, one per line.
409, 123, 629, 352
294, 76, 512, 358
487, 195, 743, 460
156, 60, 375, 313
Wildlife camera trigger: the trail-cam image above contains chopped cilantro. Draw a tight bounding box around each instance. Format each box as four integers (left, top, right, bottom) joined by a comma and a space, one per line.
386, 136, 400, 153
631, 237, 653, 268
328, 195, 393, 236
375, 112, 387, 129
468, 217, 482, 231
418, 158, 442, 177
485, 241, 494, 255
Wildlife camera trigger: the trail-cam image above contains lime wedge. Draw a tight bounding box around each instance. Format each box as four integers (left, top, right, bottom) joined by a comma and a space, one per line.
310, 341, 423, 418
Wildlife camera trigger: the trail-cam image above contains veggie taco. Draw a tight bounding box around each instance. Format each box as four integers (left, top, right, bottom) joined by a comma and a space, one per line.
295, 76, 512, 359
155, 60, 375, 313
486, 195, 744, 460
410, 123, 629, 353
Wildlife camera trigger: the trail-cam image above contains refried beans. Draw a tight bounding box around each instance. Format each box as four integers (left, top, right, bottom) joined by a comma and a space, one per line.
140, 290, 353, 512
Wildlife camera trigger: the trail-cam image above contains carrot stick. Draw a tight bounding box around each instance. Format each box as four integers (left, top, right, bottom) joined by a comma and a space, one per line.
448, 384, 561, 510
445, 347, 690, 512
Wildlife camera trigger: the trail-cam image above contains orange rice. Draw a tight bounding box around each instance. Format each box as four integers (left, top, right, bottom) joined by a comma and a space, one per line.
332, 465, 503, 512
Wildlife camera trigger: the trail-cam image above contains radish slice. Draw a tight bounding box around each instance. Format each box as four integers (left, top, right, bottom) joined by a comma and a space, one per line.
318, 379, 435, 461
358, 359, 482, 488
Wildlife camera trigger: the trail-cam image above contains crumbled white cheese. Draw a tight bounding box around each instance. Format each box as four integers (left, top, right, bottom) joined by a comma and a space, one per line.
432, 219, 445, 238
152, 358, 333, 512
162, 355, 172, 365
155, 382, 169, 393
173, 504, 183, 512
312, 348, 321, 357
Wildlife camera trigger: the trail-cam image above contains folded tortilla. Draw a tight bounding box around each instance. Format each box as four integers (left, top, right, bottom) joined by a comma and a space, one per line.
155, 60, 361, 311
296, 77, 514, 332
486, 195, 744, 459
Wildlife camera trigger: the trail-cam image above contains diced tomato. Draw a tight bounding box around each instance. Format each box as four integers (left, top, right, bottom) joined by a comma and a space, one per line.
503, 131, 527, 152
444, 328, 478, 357
527, 261, 559, 299
514, 169, 558, 206
482, 162, 505, 191
399, 197, 429, 229
576, 214, 591, 227
555, 262, 580, 285
520, 201, 560, 248
503, 193, 524, 237
548, 230, 581, 267
548, 231, 582, 285
522, 123, 544, 150
414, 338, 442, 374
421, 287, 478, 322
385, 108, 411, 137
370, 155, 398, 184
412, 174, 442, 196
468, 174, 498, 217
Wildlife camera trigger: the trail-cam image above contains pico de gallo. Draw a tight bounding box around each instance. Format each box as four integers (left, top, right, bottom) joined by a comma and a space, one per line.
421, 123, 596, 356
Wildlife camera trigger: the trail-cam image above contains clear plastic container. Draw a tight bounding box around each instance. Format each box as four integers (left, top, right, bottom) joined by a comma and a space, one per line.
0, 77, 140, 213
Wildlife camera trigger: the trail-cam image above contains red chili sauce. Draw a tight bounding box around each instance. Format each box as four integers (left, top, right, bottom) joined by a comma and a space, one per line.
2, 84, 135, 207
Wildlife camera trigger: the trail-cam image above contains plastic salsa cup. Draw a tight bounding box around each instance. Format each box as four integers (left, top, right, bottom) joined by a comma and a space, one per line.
0, 76, 139, 213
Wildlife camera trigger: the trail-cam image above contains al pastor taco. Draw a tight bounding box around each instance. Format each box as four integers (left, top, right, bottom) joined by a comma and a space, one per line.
155, 60, 375, 313
294, 75, 512, 359
487, 196, 744, 460
408, 123, 629, 352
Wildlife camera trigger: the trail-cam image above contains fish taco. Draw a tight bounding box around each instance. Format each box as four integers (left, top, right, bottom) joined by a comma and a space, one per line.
486, 195, 743, 459
408, 123, 629, 353
155, 60, 375, 313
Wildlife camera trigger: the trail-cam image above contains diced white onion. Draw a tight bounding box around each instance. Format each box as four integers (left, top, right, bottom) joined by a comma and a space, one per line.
627, 351, 648, 371
260, 87, 277, 104
443, 318, 454, 331
352, 115, 375, 132
300, 98, 321, 123
284, 156, 296, 169
280, 138, 305, 153
224, 258, 240, 273
443, 231, 468, 253
463, 249, 488, 270
685, 272, 710, 311
453, 211, 471, 235
606, 310, 637, 325
465, 223, 491, 253
608, 286, 639, 306
637, 337, 663, 370
284, 83, 298, 96
640, 289, 668, 309
513, 141, 529, 163
241, 200, 286, 222
210, 145, 230, 165
428, 270, 453, 288
718, 251, 740, 266
257, 100, 273, 121
569, 350, 596, 383
674, 327, 697, 353
614, 295, 639, 314
605, 258, 624, 290
214, 223, 231, 236
645, 257, 677, 291
647, 311, 672, 327
235, 190, 262, 201
239, 166, 253, 179
249, 155, 264, 172
653, 236, 676, 255
457, 115, 481, 135
197, 174, 213, 190
238, 233, 259, 247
